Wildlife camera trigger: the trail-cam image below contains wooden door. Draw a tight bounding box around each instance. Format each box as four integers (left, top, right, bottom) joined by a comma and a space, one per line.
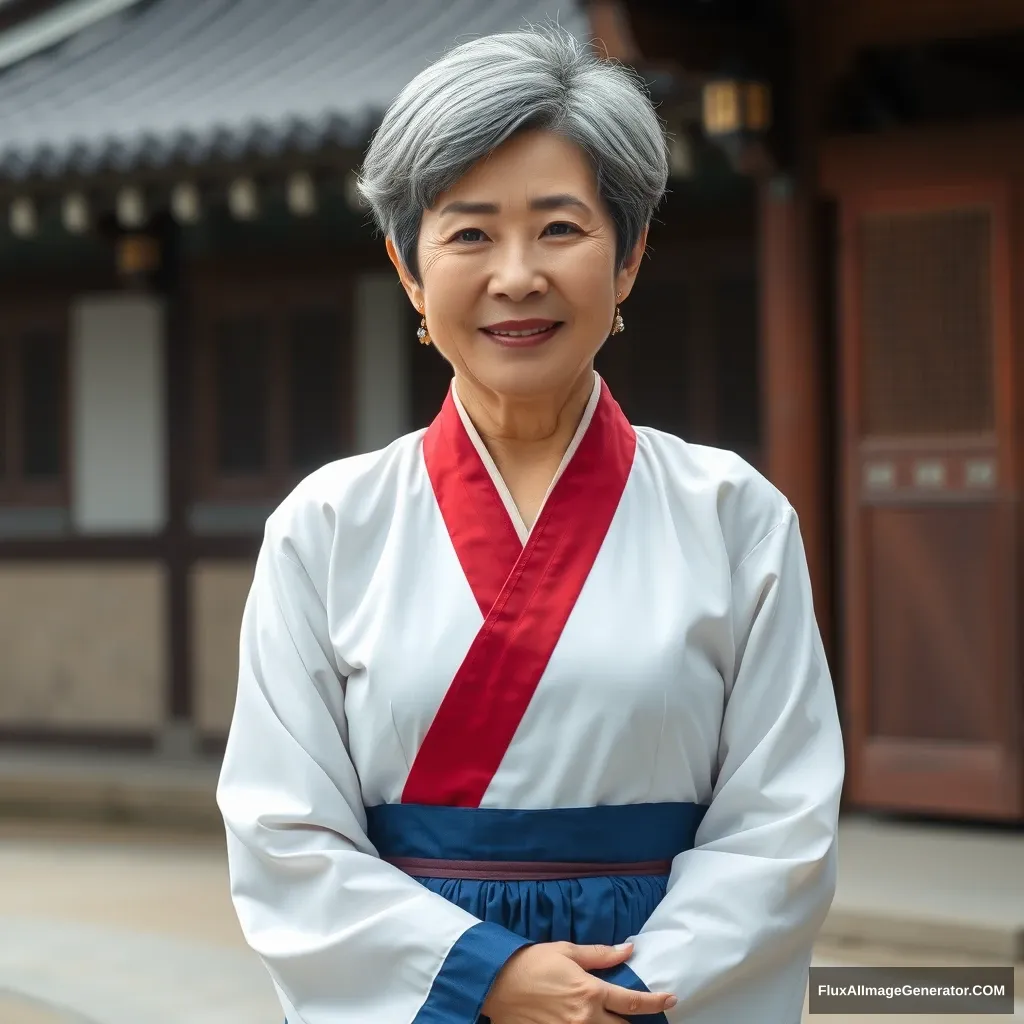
841, 183, 1022, 819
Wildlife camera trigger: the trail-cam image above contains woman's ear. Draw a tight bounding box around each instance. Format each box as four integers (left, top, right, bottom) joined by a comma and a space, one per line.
386, 238, 424, 311
613, 225, 649, 304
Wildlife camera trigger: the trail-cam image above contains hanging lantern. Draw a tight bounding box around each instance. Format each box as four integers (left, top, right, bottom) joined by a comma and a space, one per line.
115, 233, 161, 280
702, 75, 772, 146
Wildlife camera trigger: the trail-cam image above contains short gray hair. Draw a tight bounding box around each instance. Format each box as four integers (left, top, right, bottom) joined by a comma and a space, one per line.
357, 25, 668, 280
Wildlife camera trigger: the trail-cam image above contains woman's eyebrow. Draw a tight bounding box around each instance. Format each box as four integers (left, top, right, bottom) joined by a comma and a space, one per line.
438, 200, 499, 216
437, 194, 592, 217
530, 194, 591, 213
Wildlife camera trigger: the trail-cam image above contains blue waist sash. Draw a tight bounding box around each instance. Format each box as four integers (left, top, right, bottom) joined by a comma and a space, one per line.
366, 802, 706, 946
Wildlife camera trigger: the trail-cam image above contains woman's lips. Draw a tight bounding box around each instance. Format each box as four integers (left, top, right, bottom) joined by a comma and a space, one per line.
480, 320, 563, 348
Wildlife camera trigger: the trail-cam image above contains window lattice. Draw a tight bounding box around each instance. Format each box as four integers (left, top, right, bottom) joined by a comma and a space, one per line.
860, 207, 993, 436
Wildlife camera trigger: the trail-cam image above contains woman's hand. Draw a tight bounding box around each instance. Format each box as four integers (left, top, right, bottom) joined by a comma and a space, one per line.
482, 941, 678, 1023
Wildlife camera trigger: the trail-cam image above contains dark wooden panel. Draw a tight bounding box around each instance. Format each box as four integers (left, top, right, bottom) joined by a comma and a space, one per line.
597, 279, 690, 439
867, 505, 1001, 743
859, 738, 1019, 819
821, 121, 1024, 194
191, 270, 354, 503
714, 274, 760, 462
0, 304, 70, 506
596, 261, 760, 458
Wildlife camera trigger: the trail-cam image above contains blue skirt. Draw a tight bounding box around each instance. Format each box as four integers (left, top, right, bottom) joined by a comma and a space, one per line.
285, 804, 705, 1024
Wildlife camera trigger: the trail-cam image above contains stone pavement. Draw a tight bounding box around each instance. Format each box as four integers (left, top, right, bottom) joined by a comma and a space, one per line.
0, 990, 89, 1024
0, 822, 279, 1024
0, 819, 1021, 1022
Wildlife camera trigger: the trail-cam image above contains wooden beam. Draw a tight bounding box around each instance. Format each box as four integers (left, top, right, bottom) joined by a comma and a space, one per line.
820, 119, 1024, 193
818, 0, 1024, 90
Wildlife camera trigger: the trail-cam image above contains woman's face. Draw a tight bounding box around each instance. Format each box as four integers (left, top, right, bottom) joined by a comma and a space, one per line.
390, 129, 646, 402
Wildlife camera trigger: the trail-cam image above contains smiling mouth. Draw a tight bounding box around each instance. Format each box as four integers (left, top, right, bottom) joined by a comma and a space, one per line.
486, 325, 555, 337
481, 321, 564, 347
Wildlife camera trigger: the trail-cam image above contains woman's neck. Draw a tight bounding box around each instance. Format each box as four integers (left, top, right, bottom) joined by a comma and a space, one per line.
455, 369, 594, 465
454, 368, 595, 526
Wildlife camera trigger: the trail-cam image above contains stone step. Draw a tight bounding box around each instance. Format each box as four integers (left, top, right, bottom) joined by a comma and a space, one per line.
0, 748, 221, 831
820, 907, 1024, 962
824, 815, 1024, 963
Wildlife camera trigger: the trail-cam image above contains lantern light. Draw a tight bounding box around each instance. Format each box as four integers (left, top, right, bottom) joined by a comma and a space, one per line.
171, 181, 201, 224
116, 233, 161, 279
9, 196, 37, 238
228, 177, 258, 221
116, 186, 146, 228
287, 172, 316, 216
702, 77, 772, 141
62, 192, 90, 234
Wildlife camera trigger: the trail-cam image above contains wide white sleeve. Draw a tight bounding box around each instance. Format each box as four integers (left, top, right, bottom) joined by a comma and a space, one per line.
604, 506, 844, 1023
216, 526, 530, 1024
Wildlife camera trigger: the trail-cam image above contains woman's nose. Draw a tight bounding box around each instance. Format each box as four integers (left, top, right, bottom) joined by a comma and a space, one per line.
486, 244, 548, 302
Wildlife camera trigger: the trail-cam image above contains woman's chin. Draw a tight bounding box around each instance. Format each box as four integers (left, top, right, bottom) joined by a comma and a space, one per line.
467, 358, 579, 400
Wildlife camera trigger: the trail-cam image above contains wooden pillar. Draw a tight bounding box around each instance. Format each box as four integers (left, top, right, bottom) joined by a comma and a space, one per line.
160, 220, 197, 757
758, 181, 830, 641
758, 0, 832, 649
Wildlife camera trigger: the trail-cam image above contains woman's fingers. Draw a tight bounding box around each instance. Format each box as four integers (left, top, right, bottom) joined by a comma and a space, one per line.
601, 980, 678, 1017
559, 942, 634, 970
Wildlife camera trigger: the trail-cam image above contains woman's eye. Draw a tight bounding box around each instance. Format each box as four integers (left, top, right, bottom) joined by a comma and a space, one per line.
544, 222, 580, 237
453, 228, 486, 243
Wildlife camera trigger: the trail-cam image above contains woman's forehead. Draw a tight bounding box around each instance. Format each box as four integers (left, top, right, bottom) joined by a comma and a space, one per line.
430, 131, 600, 210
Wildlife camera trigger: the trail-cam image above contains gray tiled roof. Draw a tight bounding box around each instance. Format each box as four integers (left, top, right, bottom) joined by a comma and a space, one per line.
0, 0, 589, 181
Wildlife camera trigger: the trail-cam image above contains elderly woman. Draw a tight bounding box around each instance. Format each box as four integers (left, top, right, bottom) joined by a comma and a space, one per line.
217, 25, 843, 1024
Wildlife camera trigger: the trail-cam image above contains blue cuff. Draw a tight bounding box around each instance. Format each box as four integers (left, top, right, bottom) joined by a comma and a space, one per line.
413, 921, 531, 1023
594, 962, 670, 1023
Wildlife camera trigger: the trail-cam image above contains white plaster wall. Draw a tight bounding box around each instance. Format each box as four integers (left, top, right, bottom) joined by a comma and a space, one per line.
71, 294, 166, 533
353, 273, 411, 453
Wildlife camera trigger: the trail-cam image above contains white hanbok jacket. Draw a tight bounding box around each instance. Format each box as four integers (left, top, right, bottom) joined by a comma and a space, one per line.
218, 373, 844, 1024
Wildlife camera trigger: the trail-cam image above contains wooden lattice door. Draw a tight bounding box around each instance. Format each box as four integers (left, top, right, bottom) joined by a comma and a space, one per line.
841, 183, 1022, 819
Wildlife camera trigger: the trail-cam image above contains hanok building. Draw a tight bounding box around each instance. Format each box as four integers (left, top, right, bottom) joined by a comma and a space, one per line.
0, 0, 602, 757
602, 0, 1024, 823
0, 0, 1021, 824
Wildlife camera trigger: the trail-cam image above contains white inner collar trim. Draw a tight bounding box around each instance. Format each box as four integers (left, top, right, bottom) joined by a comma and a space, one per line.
450, 372, 603, 544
